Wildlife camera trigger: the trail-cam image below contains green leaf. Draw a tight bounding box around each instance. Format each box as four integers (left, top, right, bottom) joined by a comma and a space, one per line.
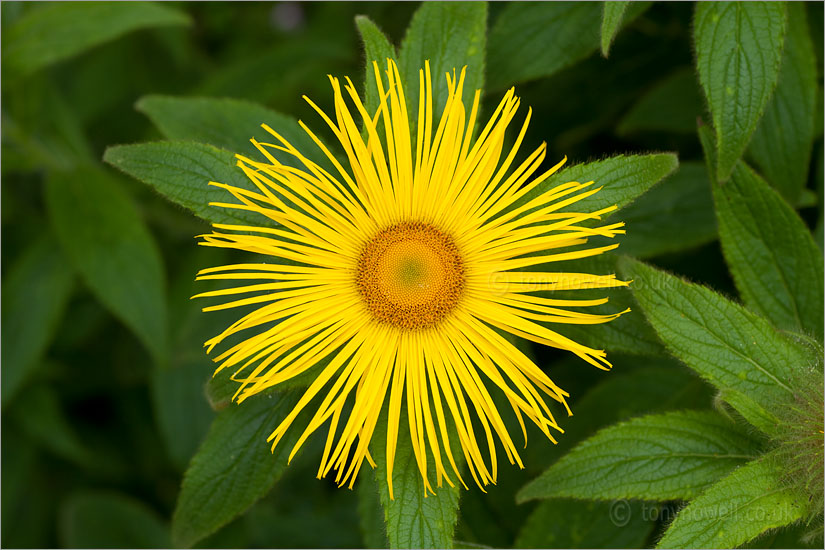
172, 390, 303, 547
371, 407, 461, 549
713, 160, 824, 337
356, 15, 398, 118
104, 141, 260, 226
60, 491, 171, 549
619, 258, 815, 434
136, 95, 326, 168
657, 458, 804, 548
516, 499, 655, 549
615, 162, 716, 258
45, 165, 168, 363
2, 2, 190, 79
616, 68, 705, 135
518, 410, 759, 502
510, 153, 680, 217
487, 2, 601, 91
1, 233, 73, 404
694, 1, 787, 182
748, 3, 818, 204
600, 2, 630, 57
399, 1, 487, 120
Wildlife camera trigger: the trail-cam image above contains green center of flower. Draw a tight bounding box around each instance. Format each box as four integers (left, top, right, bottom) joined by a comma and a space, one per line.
356, 222, 465, 330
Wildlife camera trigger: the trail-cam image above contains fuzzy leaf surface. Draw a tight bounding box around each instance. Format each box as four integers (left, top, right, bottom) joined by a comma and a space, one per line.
620, 258, 815, 434
657, 458, 804, 548
694, 1, 786, 181
172, 391, 302, 547
104, 141, 260, 227
713, 160, 824, 337
518, 410, 760, 502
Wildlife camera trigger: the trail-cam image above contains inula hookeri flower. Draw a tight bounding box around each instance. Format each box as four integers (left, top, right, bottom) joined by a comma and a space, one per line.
195, 59, 627, 498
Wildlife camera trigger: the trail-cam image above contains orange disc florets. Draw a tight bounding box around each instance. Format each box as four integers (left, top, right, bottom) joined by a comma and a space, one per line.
356, 222, 465, 330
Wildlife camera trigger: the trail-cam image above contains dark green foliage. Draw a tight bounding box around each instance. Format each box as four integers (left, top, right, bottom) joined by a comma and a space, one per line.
2, 2, 821, 549
45, 166, 168, 363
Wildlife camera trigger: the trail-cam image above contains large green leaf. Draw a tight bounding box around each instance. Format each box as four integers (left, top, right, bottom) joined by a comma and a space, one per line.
1, 233, 74, 404
487, 2, 601, 91
370, 407, 461, 549
172, 390, 303, 547
356, 15, 399, 118
45, 166, 168, 363
619, 258, 815, 434
748, 3, 818, 205
104, 141, 259, 227
135, 95, 326, 168
694, 1, 786, 182
713, 160, 824, 337
614, 161, 716, 258
657, 458, 804, 548
616, 68, 705, 135
518, 410, 759, 502
60, 491, 170, 549
515, 499, 655, 549
2, 2, 190, 79
399, 1, 486, 119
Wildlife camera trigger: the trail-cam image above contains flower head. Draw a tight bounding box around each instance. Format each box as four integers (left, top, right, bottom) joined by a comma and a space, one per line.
195, 59, 627, 497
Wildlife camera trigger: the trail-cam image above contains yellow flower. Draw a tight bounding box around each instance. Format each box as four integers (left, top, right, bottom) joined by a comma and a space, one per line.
195, 59, 627, 498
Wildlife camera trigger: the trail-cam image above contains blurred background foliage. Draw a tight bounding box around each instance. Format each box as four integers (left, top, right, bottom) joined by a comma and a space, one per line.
1, 2, 822, 549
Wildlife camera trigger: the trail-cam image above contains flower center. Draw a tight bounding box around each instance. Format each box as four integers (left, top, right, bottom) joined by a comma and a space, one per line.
356, 222, 465, 330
